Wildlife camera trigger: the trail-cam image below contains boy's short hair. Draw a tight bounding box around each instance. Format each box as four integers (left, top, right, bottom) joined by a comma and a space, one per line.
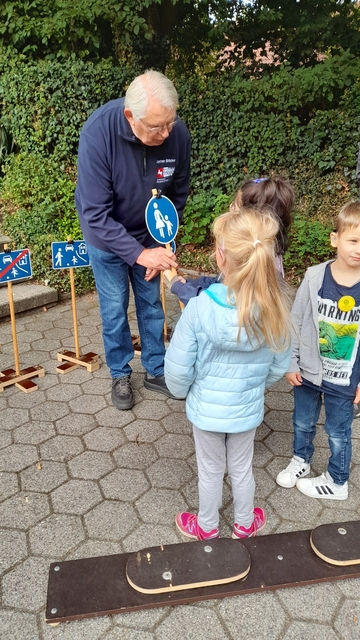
336, 201, 360, 234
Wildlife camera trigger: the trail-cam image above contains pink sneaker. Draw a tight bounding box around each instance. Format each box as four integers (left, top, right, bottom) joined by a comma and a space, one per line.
232, 507, 267, 539
175, 512, 219, 541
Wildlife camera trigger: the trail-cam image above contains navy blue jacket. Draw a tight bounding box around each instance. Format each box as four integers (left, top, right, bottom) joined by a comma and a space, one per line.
75, 98, 191, 265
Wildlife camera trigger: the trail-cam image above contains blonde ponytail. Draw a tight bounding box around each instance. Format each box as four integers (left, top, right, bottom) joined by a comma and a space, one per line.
213, 208, 292, 351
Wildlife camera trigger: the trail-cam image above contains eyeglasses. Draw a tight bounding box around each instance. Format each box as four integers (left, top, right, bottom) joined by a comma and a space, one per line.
139, 116, 179, 134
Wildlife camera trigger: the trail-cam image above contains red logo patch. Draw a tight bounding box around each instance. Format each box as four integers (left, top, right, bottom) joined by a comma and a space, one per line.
156, 168, 164, 179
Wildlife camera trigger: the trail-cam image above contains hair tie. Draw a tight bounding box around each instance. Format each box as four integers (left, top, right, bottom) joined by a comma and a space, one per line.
253, 240, 261, 248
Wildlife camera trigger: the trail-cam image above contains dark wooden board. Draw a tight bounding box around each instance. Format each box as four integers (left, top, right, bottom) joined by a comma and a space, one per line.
126, 539, 251, 594
310, 520, 360, 566
46, 527, 360, 624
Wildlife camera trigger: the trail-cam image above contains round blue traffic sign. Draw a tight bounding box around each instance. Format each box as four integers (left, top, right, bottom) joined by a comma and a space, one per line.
145, 196, 179, 244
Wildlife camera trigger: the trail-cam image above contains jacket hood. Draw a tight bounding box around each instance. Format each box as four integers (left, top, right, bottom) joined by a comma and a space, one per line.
195, 283, 265, 353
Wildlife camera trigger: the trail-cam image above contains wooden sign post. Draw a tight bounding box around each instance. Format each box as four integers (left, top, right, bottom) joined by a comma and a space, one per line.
147, 189, 183, 342
0, 246, 45, 393
51, 239, 99, 375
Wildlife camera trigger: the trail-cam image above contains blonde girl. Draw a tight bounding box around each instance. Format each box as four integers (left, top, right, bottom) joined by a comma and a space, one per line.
164, 208, 292, 539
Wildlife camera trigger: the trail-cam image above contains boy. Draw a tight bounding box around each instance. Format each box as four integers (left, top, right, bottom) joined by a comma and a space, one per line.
277, 201, 360, 500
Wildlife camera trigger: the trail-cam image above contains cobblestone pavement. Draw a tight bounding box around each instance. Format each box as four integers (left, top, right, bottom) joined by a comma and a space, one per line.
0, 288, 359, 640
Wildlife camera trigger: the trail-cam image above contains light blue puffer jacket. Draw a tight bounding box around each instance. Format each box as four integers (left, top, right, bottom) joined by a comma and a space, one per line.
165, 283, 291, 433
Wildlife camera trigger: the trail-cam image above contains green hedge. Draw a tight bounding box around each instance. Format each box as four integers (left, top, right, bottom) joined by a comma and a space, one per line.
1, 49, 360, 291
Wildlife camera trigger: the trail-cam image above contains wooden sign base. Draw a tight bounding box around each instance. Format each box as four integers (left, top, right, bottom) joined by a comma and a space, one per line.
0, 365, 45, 393
56, 350, 99, 374
46, 523, 360, 625
131, 335, 141, 356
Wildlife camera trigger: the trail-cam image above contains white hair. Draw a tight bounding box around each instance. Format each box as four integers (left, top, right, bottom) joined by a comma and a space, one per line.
124, 70, 178, 120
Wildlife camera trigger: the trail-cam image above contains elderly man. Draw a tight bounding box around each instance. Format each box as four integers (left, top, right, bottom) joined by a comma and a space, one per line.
75, 71, 191, 410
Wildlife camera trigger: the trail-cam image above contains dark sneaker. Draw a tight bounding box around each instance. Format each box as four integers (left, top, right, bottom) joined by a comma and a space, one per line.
111, 376, 134, 410
144, 373, 176, 398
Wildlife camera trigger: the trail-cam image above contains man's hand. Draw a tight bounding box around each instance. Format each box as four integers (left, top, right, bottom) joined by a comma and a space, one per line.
136, 247, 178, 272
285, 372, 303, 386
354, 387, 360, 405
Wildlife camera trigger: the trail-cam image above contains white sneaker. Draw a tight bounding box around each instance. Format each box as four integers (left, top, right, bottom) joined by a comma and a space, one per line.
296, 471, 348, 500
276, 455, 311, 488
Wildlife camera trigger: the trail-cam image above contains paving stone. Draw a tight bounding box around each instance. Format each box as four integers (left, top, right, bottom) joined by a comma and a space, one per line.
51, 479, 102, 514
95, 406, 136, 428
2, 556, 53, 611
40, 435, 84, 461
68, 450, 114, 479
0, 430, 12, 449
100, 468, 149, 501
281, 621, 339, 640
136, 488, 188, 525
122, 523, 180, 553
0, 443, 38, 472
0, 407, 29, 430
268, 486, 323, 522
56, 412, 97, 436
335, 577, 360, 597
113, 607, 168, 629
30, 513, 85, 556
218, 592, 287, 639
133, 399, 171, 421
277, 583, 342, 622
103, 628, 155, 640
69, 393, 107, 414
20, 461, 68, 492
40, 614, 112, 639
1, 292, 360, 640
0, 471, 19, 501
146, 458, 193, 489
154, 433, 194, 459
113, 442, 158, 469
83, 426, 125, 451
253, 441, 274, 467
253, 467, 277, 499
80, 377, 112, 395
45, 383, 81, 402
334, 599, 360, 639
155, 605, 229, 640
0, 528, 28, 574
162, 410, 192, 435
0, 492, 49, 529
263, 410, 293, 432
66, 539, 123, 560
264, 431, 296, 457
30, 400, 68, 422
84, 501, 139, 540
123, 419, 165, 443
265, 392, 295, 411
0, 610, 39, 640
13, 421, 56, 444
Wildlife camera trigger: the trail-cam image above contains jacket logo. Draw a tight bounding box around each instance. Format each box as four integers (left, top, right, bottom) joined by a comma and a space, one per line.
156, 166, 175, 180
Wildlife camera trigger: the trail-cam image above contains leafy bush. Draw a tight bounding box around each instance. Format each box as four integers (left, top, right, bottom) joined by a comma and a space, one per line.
179, 190, 233, 245
283, 214, 335, 282
1, 49, 359, 288
0, 153, 94, 292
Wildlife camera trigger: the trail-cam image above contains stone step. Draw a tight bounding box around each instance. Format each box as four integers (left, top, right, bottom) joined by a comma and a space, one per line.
0, 283, 58, 319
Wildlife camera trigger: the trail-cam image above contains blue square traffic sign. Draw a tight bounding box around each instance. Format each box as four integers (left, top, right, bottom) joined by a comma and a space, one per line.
51, 241, 90, 269
0, 249, 32, 283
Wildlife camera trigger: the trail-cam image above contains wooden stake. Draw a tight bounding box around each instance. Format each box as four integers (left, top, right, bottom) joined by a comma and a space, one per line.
69, 268, 80, 358
0, 244, 45, 393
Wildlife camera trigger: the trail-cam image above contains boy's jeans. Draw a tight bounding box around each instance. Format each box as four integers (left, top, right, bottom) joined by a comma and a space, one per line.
293, 384, 352, 485
87, 243, 165, 379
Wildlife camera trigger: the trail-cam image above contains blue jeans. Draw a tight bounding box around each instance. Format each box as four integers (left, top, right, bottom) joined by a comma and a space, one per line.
293, 384, 353, 485
87, 244, 165, 378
